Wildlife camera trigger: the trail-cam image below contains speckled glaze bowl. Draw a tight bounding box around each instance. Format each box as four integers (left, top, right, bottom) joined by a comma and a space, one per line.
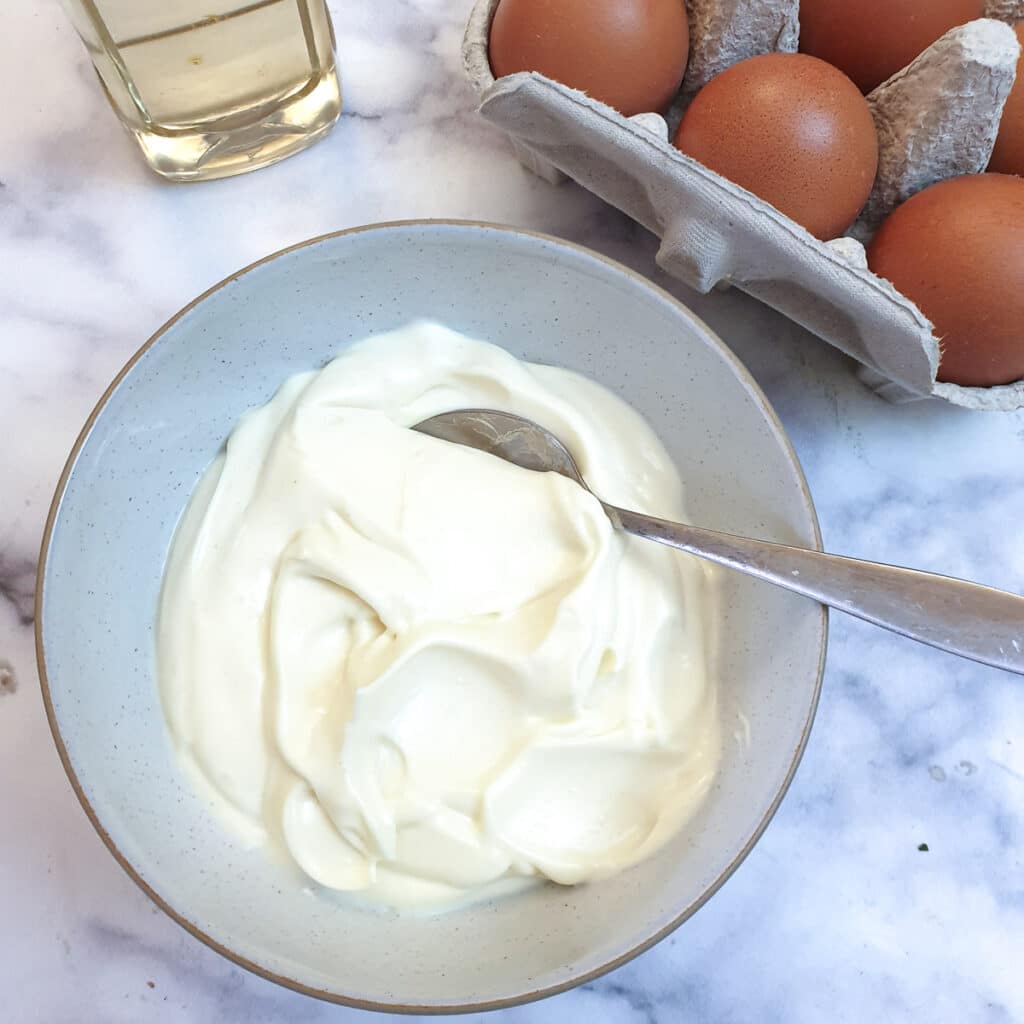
37, 221, 826, 1013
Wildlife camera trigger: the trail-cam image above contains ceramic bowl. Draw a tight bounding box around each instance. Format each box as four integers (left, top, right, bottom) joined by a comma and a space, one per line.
37, 221, 826, 1012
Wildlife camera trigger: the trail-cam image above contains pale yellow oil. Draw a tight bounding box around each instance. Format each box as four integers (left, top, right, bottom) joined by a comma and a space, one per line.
64, 0, 341, 180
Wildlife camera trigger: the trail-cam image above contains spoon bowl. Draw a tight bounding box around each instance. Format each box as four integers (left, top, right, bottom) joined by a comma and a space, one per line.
414, 408, 584, 481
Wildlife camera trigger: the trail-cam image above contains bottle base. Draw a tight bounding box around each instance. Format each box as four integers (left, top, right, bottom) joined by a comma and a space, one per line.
122, 69, 341, 183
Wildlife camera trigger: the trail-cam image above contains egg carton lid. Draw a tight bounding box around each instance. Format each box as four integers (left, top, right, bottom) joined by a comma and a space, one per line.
463, 0, 1024, 410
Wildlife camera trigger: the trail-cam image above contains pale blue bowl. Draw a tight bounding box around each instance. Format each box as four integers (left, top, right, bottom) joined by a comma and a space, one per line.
37, 221, 825, 1012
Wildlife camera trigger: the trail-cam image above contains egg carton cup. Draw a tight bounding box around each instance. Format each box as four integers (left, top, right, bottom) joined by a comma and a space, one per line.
986, 0, 1024, 23
463, 0, 1024, 410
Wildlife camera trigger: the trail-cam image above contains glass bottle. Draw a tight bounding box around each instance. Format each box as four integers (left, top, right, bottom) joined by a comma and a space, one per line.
62, 0, 341, 182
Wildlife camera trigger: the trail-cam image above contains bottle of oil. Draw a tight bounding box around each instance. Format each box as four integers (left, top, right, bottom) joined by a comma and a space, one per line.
62, 0, 341, 181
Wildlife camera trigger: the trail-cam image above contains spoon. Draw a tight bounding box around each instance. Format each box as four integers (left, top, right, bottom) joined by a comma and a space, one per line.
414, 409, 1024, 676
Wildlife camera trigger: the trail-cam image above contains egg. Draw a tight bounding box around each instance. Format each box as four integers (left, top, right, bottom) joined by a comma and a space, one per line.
488, 0, 689, 116
673, 54, 879, 240
867, 174, 1024, 388
799, 0, 985, 94
989, 23, 1024, 177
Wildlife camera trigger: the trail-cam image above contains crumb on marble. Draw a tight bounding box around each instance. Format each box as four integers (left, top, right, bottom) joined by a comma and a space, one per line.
918, 843, 929, 852
0, 660, 16, 696
147, 981, 155, 989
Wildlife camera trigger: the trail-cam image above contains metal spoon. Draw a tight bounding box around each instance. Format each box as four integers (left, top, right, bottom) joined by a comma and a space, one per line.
414, 409, 1024, 675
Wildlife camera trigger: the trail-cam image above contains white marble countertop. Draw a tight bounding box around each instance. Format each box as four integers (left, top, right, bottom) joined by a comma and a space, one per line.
3, 1, 1023, 1020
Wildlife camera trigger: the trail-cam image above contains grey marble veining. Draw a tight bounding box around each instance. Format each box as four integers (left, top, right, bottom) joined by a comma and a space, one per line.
2, 1, 1022, 1020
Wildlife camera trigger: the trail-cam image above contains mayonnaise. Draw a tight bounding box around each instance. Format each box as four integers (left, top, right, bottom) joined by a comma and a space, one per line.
158, 322, 719, 909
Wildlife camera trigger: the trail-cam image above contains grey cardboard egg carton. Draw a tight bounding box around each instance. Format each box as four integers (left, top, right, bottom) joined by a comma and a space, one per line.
463, 0, 1024, 410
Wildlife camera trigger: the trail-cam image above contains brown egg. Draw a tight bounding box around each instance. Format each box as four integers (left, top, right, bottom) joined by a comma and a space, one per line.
989, 23, 1024, 177
867, 174, 1024, 388
673, 54, 879, 240
488, 0, 689, 116
799, 0, 985, 94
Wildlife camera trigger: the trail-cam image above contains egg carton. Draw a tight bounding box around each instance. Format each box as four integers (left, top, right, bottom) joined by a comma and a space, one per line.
463, 0, 1024, 410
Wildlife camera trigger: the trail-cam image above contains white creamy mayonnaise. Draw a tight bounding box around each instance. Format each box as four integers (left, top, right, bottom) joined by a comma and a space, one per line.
158, 322, 719, 909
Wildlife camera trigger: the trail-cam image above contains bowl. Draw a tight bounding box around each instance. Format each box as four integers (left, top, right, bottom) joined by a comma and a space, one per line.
37, 220, 826, 1012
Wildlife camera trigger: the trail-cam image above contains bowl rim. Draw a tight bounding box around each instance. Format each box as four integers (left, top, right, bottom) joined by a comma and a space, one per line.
35, 218, 827, 1015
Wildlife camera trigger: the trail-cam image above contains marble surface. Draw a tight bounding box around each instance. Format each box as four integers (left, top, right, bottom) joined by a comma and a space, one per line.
2, 1, 1023, 1020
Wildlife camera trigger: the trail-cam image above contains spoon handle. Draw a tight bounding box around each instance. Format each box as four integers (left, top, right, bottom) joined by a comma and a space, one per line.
608, 505, 1024, 675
